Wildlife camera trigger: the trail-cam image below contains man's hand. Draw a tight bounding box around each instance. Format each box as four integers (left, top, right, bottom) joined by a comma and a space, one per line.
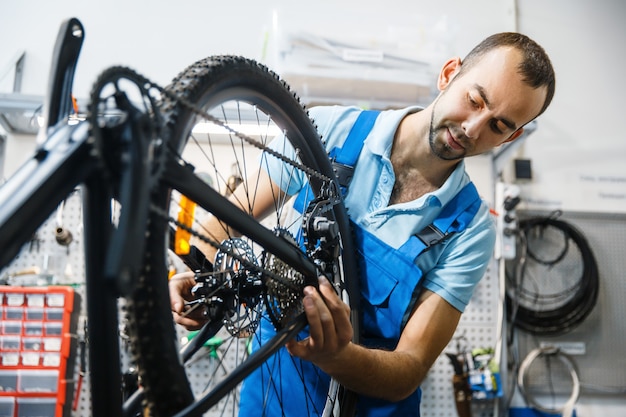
169, 271, 208, 330
286, 276, 353, 367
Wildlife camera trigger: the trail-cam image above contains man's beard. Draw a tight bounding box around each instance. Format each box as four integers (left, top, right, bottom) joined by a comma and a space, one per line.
428, 97, 466, 161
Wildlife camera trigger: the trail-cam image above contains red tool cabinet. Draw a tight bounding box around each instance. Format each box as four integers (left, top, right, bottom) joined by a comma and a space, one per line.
0, 286, 77, 417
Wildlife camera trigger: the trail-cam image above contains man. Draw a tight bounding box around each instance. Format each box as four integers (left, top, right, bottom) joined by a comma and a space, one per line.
170, 32, 555, 416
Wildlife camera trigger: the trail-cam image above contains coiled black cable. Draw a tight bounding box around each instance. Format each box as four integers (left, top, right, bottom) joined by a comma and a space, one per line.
506, 213, 599, 335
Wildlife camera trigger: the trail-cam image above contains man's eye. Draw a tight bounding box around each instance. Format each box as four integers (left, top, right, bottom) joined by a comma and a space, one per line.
468, 95, 479, 108
490, 120, 505, 134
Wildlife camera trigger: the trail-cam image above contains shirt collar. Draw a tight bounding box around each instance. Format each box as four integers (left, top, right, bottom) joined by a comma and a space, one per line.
364, 106, 422, 157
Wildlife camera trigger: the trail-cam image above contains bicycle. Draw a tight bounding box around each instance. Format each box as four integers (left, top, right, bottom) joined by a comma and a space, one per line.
0, 17, 360, 417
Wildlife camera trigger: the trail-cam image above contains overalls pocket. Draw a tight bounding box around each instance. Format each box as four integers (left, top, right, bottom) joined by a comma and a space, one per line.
353, 222, 424, 347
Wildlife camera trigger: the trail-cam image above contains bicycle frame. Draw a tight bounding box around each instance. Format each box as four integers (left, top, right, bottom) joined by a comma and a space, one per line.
0, 17, 336, 417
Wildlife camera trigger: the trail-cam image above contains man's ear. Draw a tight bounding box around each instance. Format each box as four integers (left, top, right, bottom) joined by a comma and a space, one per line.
437, 57, 462, 91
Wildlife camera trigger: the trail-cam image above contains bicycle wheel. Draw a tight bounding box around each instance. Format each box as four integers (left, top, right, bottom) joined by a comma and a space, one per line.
127, 56, 360, 417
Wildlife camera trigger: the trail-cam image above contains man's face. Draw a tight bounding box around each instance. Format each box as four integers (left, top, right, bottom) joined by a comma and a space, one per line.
429, 47, 547, 161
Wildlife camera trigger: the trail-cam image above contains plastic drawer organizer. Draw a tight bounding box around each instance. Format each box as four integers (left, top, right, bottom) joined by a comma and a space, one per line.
0, 286, 77, 417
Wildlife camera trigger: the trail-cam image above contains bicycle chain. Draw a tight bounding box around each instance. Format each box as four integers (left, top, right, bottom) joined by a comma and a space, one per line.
165, 86, 335, 186
105, 65, 335, 187
89, 64, 343, 225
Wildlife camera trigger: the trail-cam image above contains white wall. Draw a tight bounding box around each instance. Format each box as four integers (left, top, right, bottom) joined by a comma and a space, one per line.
0, 0, 518, 98
515, 0, 626, 214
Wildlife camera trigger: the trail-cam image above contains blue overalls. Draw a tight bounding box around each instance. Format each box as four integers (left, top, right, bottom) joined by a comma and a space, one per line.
238, 111, 481, 417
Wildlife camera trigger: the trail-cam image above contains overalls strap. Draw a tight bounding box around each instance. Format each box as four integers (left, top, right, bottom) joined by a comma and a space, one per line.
329, 109, 381, 193
399, 182, 482, 262
292, 109, 380, 212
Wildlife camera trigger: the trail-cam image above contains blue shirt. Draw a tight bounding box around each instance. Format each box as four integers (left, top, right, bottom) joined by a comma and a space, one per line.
265, 105, 496, 312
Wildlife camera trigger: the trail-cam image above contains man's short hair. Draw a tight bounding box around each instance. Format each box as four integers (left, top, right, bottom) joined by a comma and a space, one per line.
459, 32, 556, 118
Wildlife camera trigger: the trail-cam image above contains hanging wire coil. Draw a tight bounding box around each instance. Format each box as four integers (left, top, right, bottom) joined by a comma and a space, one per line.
518, 345, 580, 417
506, 212, 600, 335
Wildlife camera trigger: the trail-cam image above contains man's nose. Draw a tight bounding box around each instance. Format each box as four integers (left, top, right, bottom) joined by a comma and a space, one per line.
461, 112, 488, 140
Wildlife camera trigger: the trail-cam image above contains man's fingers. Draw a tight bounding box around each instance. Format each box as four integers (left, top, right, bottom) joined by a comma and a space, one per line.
168, 270, 208, 331
317, 277, 352, 339
302, 286, 326, 349
286, 337, 309, 357
172, 311, 205, 331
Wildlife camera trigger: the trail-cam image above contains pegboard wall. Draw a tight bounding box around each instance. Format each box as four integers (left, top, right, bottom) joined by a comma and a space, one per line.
1, 189, 503, 417
421, 257, 501, 417
0, 189, 85, 288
